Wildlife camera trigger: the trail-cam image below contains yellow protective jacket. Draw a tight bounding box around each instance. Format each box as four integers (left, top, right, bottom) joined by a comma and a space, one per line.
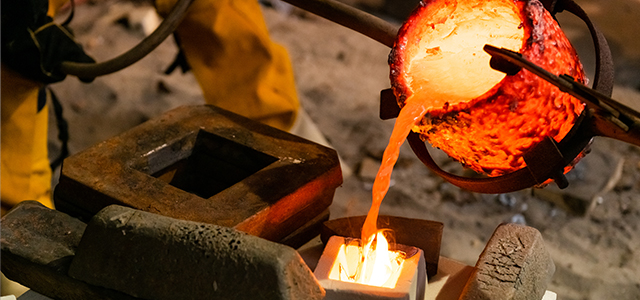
155, 0, 300, 131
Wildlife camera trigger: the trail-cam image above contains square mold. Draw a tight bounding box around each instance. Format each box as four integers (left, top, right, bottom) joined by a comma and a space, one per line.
54, 105, 342, 243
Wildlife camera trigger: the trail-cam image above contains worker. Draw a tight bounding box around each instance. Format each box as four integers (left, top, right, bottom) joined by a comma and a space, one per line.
2, 0, 309, 295
1, 0, 95, 215
155, 0, 300, 131
1, 0, 306, 213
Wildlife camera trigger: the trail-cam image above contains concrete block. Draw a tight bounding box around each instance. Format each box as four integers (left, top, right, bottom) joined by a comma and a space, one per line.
68, 205, 325, 300
0, 201, 140, 300
459, 223, 555, 300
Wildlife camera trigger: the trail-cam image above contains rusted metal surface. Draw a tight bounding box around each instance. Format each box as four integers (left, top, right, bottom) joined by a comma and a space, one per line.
1, 201, 142, 300
54, 105, 342, 243
280, 208, 331, 249
68, 205, 325, 300
320, 215, 443, 279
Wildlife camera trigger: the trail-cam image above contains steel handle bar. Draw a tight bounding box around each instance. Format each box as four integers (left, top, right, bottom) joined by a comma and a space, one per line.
58, 0, 398, 79
484, 44, 640, 147
280, 0, 399, 48
58, 0, 195, 79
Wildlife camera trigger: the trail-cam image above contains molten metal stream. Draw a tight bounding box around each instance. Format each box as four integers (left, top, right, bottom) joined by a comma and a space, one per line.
362, 0, 521, 243
361, 99, 427, 242
358, 0, 586, 286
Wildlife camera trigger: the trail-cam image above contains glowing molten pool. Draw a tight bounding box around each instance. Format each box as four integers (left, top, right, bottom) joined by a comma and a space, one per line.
315, 235, 427, 300
332, 230, 405, 288
388, 0, 586, 176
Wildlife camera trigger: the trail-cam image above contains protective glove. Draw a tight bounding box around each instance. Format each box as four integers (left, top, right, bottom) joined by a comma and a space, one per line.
1, 0, 95, 83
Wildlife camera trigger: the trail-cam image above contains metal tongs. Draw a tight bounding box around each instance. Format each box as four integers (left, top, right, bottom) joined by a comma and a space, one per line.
485, 44, 640, 147
393, 44, 640, 194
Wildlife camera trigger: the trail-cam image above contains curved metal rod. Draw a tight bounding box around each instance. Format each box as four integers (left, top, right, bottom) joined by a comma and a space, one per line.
59, 0, 195, 79
281, 0, 399, 48
59, 0, 396, 78
406, 132, 538, 194
407, 109, 595, 194
556, 0, 614, 96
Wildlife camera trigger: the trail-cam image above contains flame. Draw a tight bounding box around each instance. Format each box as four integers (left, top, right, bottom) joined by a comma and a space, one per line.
332, 230, 405, 288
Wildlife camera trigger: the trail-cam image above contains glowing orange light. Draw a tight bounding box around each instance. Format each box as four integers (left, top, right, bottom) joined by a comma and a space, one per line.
389, 0, 586, 176
362, 0, 586, 253
329, 230, 405, 288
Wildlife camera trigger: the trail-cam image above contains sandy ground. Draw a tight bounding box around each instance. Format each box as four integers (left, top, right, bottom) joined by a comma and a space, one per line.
42, 0, 640, 299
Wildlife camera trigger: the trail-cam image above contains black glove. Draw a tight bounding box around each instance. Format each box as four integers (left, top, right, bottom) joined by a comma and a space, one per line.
2, 0, 96, 83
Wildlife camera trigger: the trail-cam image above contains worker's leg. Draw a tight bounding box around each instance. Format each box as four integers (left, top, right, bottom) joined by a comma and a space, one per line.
1, 65, 54, 216
156, 0, 300, 131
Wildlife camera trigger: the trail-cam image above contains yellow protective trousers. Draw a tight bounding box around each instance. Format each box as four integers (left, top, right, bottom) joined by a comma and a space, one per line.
1, 65, 54, 215
1, 0, 68, 214
155, 0, 300, 131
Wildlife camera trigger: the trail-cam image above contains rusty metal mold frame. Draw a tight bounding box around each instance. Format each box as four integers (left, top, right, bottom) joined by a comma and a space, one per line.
54, 105, 343, 243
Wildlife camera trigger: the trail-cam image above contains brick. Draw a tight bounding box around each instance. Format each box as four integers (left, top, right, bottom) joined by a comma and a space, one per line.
460, 223, 555, 300
68, 205, 325, 300
0, 201, 140, 300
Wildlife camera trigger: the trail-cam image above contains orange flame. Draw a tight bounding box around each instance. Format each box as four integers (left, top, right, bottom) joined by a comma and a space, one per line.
331, 230, 405, 288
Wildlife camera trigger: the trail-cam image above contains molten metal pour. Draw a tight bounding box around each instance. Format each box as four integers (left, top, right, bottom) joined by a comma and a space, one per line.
377, 0, 639, 194
55, 0, 640, 194
276, 0, 640, 194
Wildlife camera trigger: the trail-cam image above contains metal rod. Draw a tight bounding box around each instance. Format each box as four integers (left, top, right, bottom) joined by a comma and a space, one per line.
281, 0, 399, 48
59, 0, 195, 79
485, 45, 640, 147
59, 0, 397, 78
